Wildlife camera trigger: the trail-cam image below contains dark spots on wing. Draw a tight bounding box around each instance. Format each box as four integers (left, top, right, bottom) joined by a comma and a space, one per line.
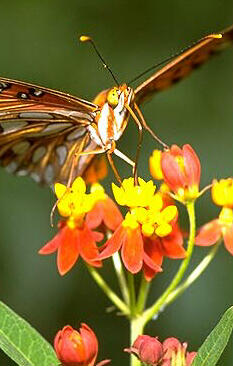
17, 92, 30, 100
171, 76, 183, 84
0, 82, 11, 93
28, 88, 45, 98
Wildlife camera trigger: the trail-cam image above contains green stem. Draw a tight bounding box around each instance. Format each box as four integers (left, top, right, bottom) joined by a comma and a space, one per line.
164, 241, 221, 307
142, 201, 196, 324
86, 265, 129, 316
112, 252, 129, 305
136, 275, 151, 313
128, 272, 136, 316
130, 316, 145, 366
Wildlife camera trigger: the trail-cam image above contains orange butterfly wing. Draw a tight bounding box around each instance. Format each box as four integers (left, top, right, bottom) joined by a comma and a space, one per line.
0, 77, 100, 185
135, 25, 233, 104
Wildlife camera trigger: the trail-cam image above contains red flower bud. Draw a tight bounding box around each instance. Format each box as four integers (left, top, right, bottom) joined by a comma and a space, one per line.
54, 323, 98, 366
161, 144, 201, 201
125, 335, 163, 365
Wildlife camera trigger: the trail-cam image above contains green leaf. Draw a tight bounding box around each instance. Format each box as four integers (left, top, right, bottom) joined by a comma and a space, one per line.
0, 301, 60, 366
192, 306, 233, 366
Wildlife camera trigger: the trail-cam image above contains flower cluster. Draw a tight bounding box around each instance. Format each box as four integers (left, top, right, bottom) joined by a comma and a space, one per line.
99, 178, 186, 280
125, 334, 196, 366
39, 177, 122, 275
196, 178, 233, 254
54, 323, 110, 366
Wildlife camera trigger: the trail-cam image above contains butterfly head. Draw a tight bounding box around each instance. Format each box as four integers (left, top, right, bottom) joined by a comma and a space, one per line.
107, 84, 134, 110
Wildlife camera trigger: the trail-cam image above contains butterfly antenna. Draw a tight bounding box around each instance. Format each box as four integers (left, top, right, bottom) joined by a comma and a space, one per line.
128, 33, 222, 84
80, 35, 120, 86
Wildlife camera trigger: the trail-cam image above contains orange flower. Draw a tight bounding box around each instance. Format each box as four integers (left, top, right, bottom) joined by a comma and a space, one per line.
158, 144, 201, 202
39, 178, 121, 275
98, 178, 186, 279
196, 178, 233, 255
54, 323, 110, 366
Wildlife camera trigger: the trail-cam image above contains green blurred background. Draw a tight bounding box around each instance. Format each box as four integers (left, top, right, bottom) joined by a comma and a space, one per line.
0, 0, 232, 364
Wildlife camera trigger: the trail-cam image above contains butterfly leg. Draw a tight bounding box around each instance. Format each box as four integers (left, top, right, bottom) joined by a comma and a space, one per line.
134, 102, 169, 150
125, 104, 143, 185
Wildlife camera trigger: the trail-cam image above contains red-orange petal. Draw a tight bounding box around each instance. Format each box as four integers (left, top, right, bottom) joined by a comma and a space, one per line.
121, 227, 143, 274
162, 227, 186, 259
98, 225, 125, 260
86, 203, 103, 229
143, 237, 164, 281
102, 198, 123, 231
80, 323, 98, 366
39, 230, 62, 255
161, 152, 186, 192
183, 144, 201, 187
57, 226, 79, 275
223, 225, 233, 255
78, 225, 102, 267
195, 219, 222, 246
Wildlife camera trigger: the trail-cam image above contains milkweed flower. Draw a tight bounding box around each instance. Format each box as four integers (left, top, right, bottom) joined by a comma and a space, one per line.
39, 177, 122, 275
125, 335, 196, 366
54, 323, 110, 366
99, 178, 186, 279
150, 145, 201, 202
196, 178, 233, 255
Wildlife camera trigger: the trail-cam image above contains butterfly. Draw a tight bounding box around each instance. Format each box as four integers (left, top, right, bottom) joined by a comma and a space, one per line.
0, 25, 232, 186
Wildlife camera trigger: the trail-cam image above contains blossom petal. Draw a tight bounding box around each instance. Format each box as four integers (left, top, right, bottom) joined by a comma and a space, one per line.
102, 198, 123, 230
80, 323, 98, 366
39, 230, 62, 254
121, 227, 143, 273
195, 219, 222, 246
86, 203, 103, 229
92, 231, 104, 242
98, 225, 125, 260
57, 226, 79, 275
162, 227, 186, 258
161, 152, 186, 192
223, 225, 233, 255
183, 144, 201, 187
143, 238, 164, 281
78, 225, 102, 267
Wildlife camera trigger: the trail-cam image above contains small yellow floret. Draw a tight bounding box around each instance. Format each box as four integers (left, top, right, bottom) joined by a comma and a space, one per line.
160, 205, 177, 223
212, 178, 233, 208
112, 177, 156, 208
149, 149, 164, 180
54, 177, 97, 221
155, 223, 172, 237
122, 212, 139, 230
219, 207, 233, 226
142, 223, 154, 237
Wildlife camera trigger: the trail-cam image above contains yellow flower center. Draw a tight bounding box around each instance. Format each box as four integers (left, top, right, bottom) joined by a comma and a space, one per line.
54, 177, 106, 226
212, 178, 233, 208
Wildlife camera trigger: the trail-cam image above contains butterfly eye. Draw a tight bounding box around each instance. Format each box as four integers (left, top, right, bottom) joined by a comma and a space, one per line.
107, 88, 119, 108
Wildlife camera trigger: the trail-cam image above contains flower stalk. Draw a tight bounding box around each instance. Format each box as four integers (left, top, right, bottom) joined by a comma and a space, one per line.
142, 201, 196, 324
86, 265, 129, 316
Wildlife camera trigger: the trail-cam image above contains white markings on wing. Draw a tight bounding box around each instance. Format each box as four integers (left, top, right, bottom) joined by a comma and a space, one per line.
12, 141, 30, 155
19, 112, 53, 119
66, 127, 86, 141
32, 146, 46, 163
56, 145, 67, 166
1, 121, 28, 133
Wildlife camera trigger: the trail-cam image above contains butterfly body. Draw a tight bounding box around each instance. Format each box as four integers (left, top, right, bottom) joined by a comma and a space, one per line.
89, 84, 134, 150
0, 25, 232, 185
